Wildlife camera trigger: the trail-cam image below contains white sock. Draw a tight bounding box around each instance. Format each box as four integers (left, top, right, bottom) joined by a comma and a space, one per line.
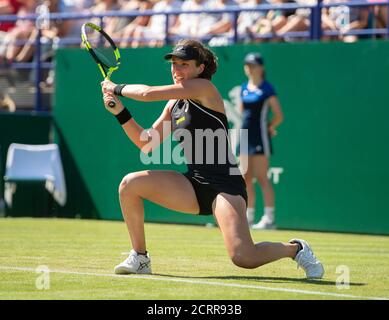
246, 207, 255, 224
263, 207, 275, 223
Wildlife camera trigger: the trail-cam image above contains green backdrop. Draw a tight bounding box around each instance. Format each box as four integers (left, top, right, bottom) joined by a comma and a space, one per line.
52, 40, 389, 234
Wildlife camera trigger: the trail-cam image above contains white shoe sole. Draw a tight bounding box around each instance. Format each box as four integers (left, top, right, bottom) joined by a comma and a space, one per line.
114, 266, 152, 275
306, 265, 325, 279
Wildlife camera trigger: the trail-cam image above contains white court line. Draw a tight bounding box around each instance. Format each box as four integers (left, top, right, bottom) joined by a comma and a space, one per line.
1, 265, 388, 300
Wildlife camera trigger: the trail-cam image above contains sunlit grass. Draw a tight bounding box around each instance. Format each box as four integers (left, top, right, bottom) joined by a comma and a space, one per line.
0, 218, 388, 300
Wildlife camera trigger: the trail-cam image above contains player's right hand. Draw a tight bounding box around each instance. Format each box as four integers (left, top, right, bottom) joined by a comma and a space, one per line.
101, 80, 116, 94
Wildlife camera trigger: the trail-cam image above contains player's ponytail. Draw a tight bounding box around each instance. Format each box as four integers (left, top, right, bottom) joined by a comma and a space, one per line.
199, 46, 218, 80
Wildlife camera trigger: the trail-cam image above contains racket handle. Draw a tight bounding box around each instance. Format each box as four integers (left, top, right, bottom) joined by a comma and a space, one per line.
108, 100, 116, 108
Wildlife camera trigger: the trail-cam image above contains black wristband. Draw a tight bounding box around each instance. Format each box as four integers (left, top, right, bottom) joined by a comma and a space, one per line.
114, 84, 126, 96
115, 108, 132, 125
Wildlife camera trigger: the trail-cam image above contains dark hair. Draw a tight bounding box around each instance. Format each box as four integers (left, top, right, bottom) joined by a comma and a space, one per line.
173, 39, 218, 80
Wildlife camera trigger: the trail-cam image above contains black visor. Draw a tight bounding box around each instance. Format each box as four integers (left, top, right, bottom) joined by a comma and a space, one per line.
164, 45, 200, 61
244, 53, 264, 65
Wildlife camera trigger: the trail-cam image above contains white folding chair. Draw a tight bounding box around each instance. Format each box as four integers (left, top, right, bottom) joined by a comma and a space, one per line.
4, 143, 67, 208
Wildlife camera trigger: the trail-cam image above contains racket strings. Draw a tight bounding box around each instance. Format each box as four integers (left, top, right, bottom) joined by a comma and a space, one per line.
84, 27, 117, 69
94, 47, 117, 69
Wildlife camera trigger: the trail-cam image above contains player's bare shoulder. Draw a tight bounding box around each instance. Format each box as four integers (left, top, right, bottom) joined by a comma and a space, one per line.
182, 78, 221, 101
184, 78, 216, 91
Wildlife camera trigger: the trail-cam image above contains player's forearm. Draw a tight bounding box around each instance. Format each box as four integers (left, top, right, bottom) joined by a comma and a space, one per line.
119, 83, 195, 103
121, 118, 152, 152
269, 113, 283, 128
120, 84, 161, 102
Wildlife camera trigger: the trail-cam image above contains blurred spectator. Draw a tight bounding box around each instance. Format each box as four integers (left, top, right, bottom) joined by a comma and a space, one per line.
373, 1, 387, 31
11, 0, 55, 63
42, 0, 91, 87
170, 0, 209, 38
2, 0, 88, 64
325, 0, 369, 42
114, 0, 153, 48
0, 0, 37, 63
273, 0, 315, 41
130, 0, 182, 48
170, 0, 237, 45
237, 0, 269, 43
201, 0, 237, 46
247, 0, 297, 42
104, 0, 147, 40
54, 0, 91, 47
273, 0, 341, 42
0, 0, 23, 33
90, 0, 121, 27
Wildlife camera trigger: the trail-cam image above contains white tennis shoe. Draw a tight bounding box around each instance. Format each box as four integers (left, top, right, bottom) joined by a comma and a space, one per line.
290, 238, 324, 279
114, 249, 152, 275
252, 216, 276, 230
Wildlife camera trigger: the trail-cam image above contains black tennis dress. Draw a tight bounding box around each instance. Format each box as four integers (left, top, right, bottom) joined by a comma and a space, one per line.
171, 99, 247, 215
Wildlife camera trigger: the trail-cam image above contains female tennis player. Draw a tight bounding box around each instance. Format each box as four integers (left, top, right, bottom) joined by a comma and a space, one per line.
101, 39, 324, 279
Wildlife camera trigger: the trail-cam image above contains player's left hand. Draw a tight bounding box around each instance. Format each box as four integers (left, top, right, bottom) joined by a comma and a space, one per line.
102, 92, 124, 115
268, 126, 277, 137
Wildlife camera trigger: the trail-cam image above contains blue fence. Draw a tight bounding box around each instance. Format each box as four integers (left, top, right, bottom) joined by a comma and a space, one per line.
0, 0, 388, 112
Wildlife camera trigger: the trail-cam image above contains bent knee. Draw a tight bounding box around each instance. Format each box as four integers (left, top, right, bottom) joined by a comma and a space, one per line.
257, 175, 271, 187
118, 172, 143, 197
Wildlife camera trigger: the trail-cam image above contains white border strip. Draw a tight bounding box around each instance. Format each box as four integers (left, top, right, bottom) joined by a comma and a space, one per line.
260, 102, 270, 156
1, 266, 387, 300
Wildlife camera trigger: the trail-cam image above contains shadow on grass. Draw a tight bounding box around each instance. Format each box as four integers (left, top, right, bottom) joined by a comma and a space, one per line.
152, 273, 366, 287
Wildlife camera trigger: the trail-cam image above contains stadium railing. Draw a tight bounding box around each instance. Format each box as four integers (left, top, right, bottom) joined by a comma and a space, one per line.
0, 0, 388, 112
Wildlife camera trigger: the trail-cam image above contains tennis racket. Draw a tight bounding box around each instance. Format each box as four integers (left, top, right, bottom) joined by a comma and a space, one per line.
81, 22, 120, 108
